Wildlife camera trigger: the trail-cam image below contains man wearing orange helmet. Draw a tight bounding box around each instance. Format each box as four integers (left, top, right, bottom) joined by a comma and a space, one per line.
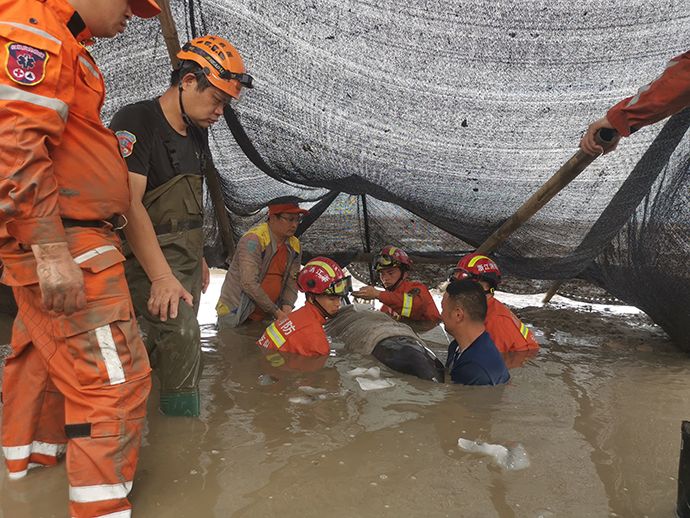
1, 0, 159, 516
353, 245, 441, 324
257, 257, 351, 367
109, 35, 253, 417
452, 253, 539, 354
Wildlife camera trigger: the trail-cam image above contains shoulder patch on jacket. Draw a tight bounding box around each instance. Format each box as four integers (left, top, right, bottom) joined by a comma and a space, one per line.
5, 42, 48, 86
245, 238, 259, 254
115, 130, 137, 158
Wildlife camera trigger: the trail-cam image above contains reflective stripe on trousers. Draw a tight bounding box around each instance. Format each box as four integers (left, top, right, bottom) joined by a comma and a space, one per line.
2, 235, 151, 518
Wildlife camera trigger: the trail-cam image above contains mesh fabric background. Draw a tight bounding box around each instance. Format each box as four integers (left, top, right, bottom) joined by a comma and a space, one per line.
94, 0, 690, 345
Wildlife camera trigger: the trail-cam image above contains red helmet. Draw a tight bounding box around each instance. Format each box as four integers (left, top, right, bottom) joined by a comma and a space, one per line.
176, 35, 253, 99
298, 257, 352, 296
452, 253, 502, 288
374, 245, 412, 271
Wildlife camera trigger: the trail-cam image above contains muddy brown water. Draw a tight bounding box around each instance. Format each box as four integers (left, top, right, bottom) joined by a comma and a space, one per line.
1, 280, 689, 517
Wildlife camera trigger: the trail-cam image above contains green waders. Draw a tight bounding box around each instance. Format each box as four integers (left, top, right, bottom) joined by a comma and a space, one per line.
124, 174, 204, 416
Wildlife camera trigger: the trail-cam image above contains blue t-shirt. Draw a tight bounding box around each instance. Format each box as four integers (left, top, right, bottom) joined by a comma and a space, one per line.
446, 331, 510, 386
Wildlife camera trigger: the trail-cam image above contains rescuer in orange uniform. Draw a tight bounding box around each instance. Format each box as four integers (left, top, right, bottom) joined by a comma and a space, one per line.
0, 1, 159, 517
580, 50, 690, 155
257, 257, 351, 366
353, 246, 441, 323
451, 253, 539, 354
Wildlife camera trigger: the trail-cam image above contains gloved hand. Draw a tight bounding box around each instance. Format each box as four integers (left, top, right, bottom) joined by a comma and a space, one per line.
32, 242, 86, 315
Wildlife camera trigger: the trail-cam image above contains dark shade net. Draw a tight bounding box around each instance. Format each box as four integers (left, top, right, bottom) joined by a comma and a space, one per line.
90, 1, 690, 346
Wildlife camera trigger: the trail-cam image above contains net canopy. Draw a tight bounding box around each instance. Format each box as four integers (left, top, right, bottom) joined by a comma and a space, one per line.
93, 0, 690, 345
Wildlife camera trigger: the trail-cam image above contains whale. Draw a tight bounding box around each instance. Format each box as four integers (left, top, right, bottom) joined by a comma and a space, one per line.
324, 304, 445, 382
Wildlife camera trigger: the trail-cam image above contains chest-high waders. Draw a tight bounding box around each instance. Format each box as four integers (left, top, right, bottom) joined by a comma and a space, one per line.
123, 111, 207, 417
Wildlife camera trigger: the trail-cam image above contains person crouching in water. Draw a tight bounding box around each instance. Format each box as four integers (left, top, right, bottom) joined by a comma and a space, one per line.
353, 246, 441, 324
451, 253, 539, 354
257, 257, 351, 367
442, 280, 510, 385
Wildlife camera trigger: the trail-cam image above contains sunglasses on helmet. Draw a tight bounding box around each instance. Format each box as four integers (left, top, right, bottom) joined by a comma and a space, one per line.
373, 254, 399, 270
219, 70, 254, 88
183, 43, 254, 89
324, 276, 353, 297
447, 267, 472, 283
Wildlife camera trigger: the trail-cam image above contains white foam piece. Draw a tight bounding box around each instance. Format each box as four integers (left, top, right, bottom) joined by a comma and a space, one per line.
298, 386, 328, 395
457, 437, 530, 471
348, 366, 382, 378
288, 396, 315, 405
356, 377, 395, 391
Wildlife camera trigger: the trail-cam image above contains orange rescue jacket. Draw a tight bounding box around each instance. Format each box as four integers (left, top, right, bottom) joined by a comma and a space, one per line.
485, 296, 539, 353
257, 302, 330, 356
607, 50, 690, 137
378, 279, 441, 322
0, 0, 129, 257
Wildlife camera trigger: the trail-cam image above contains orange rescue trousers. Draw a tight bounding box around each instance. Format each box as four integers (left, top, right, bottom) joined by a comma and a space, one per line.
1, 233, 151, 518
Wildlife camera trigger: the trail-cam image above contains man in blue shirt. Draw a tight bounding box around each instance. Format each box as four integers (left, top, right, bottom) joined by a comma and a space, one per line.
442, 279, 510, 385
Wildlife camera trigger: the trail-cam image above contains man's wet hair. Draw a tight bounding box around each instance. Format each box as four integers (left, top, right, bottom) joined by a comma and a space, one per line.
170, 60, 213, 91
445, 279, 487, 322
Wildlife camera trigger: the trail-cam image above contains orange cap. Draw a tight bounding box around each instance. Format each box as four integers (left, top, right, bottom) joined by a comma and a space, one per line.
130, 0, 161, 19
268, 203, 309, 216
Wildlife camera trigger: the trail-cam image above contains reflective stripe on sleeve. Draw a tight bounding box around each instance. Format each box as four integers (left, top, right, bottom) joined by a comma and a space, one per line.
0, 84, 68, 120
94, 325, 126, 385
265, 323, 286, 348
0, 21, 62, 45
78, 55, 100, 80
401, 292, 413, 318
73, 245, 118, 264
69, 481, 133, 503
519, 322, 529, 339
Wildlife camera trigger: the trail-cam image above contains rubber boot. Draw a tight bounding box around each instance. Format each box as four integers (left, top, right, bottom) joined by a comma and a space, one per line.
159, 390, 200, 417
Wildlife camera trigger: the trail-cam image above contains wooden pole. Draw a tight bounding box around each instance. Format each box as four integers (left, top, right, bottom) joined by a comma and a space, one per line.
156, 0, 237, 261
156, 0, 181, 68
475, 129, 618, 256
542, 279, 563, 303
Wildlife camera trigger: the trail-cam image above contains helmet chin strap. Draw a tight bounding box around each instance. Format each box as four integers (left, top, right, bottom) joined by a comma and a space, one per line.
178, 83, 197, 129
177, 82, 208, 171
310, 296, 337, 319
384, 269, 405, 292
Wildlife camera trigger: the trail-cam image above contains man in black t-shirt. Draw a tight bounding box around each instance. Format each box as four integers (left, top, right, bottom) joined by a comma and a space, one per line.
109, 35, 253, 416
